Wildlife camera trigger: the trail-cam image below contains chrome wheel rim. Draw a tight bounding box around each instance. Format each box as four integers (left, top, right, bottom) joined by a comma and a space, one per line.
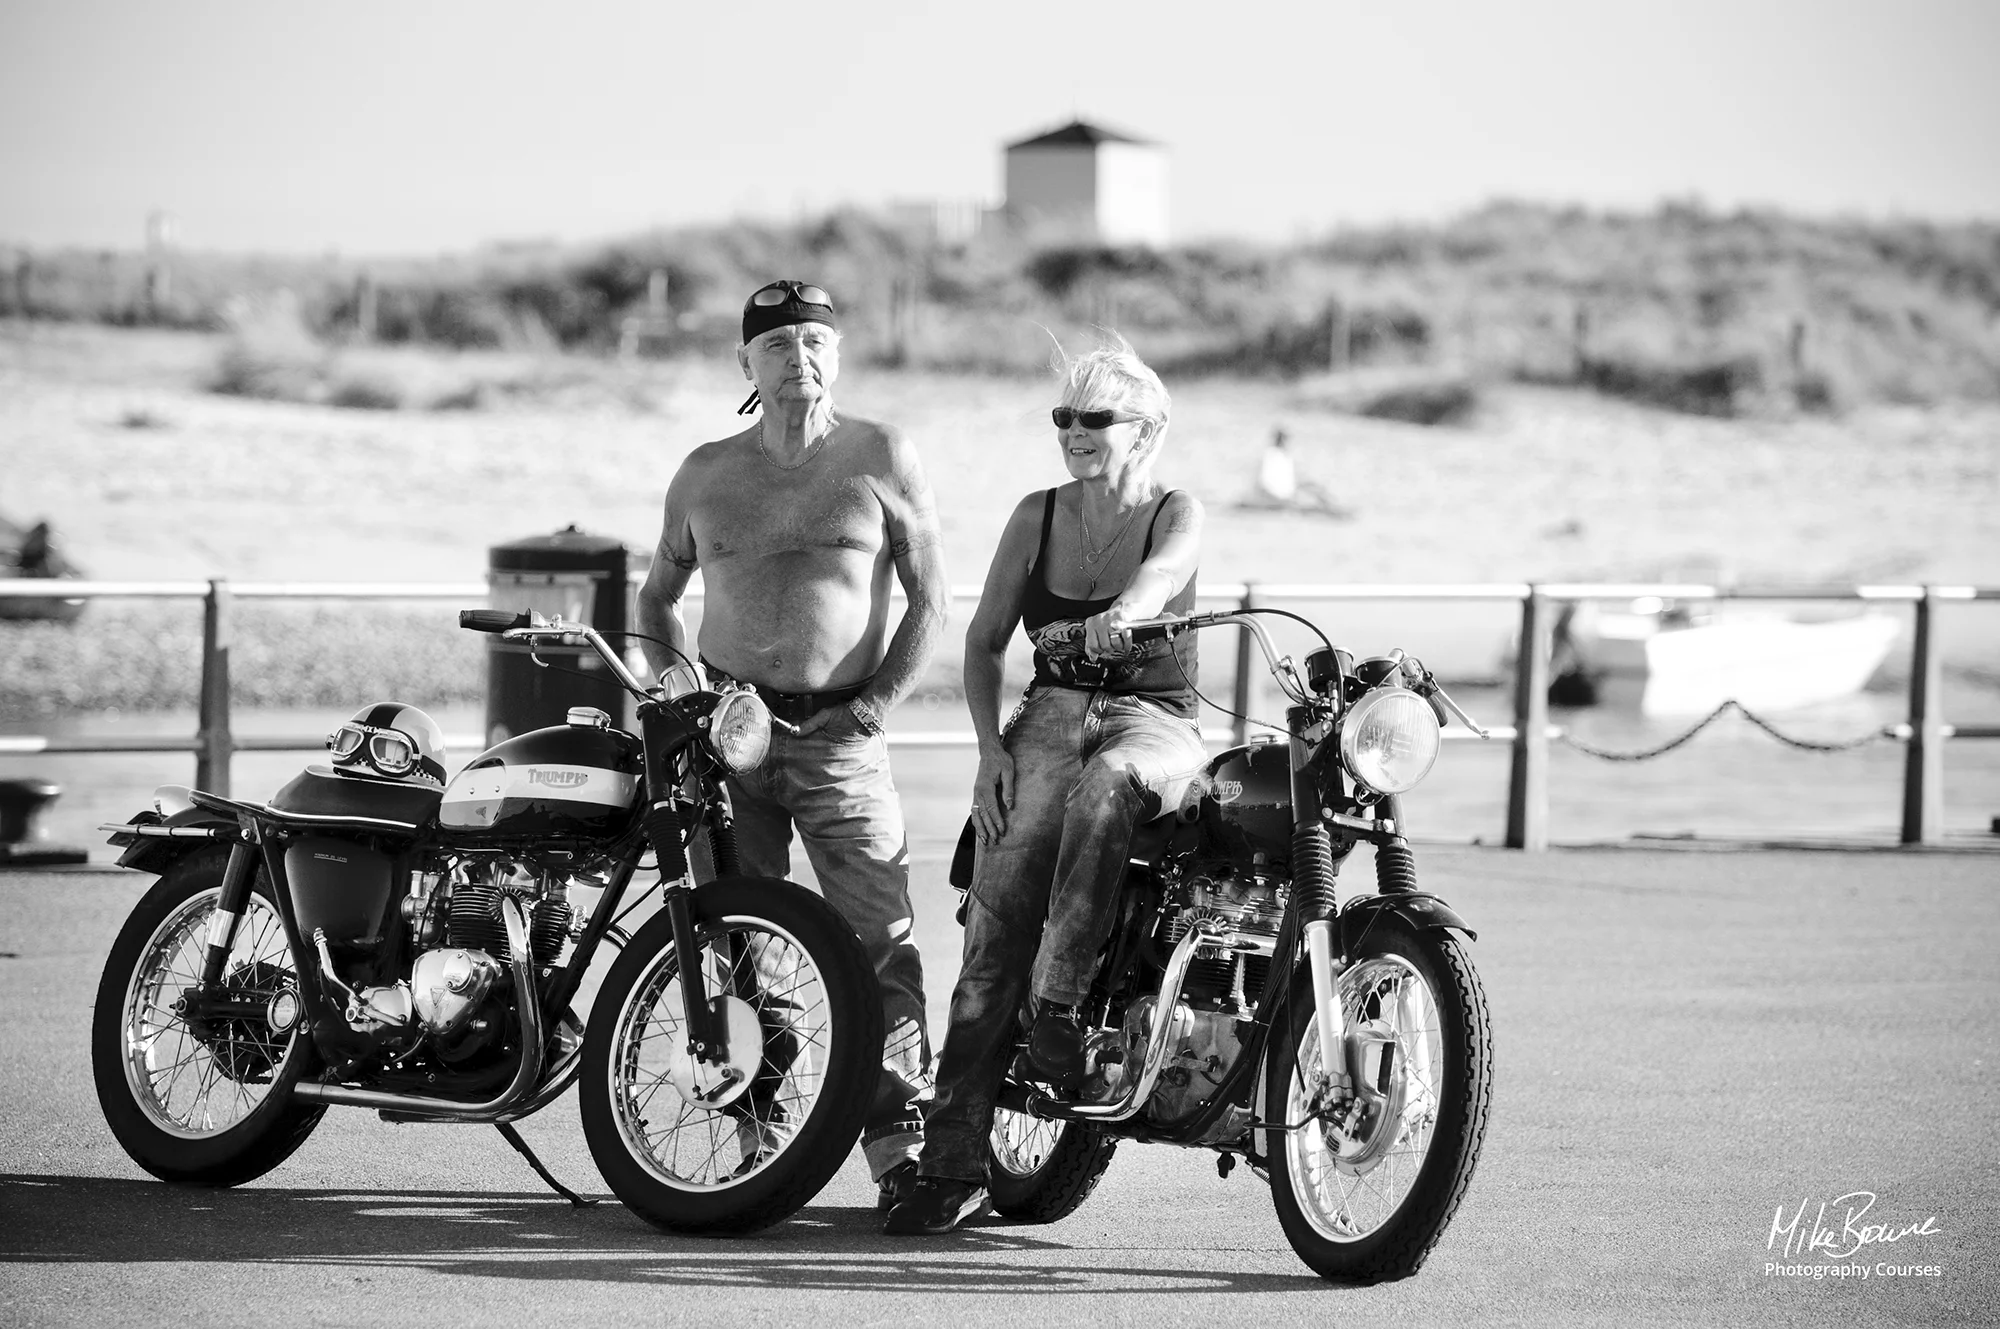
122, 888, 297, 1139
990, 1105, 1066, 1178
606, 915, 834, 1191
1283, 952, 1444, 1243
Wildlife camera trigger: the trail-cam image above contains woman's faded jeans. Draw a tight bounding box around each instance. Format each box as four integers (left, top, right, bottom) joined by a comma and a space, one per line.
920, 685, 1206, 1182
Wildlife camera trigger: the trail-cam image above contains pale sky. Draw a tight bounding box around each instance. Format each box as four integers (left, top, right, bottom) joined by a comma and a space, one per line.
2, 0, 1995, 255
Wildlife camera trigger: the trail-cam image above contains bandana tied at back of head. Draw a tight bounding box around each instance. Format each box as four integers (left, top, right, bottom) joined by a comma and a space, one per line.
739, 280, 838, 414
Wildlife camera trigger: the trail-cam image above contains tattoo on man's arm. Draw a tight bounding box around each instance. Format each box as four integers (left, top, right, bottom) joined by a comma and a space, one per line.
1164, 506, 1198, 534
889, 528, 940, 559
666, 548, 698, 571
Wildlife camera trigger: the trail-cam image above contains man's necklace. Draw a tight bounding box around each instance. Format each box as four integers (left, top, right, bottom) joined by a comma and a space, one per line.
757, 430, 826, 470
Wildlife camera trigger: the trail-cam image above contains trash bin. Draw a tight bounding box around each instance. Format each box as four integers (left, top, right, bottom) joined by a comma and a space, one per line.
484, 525, 629, 747
0, 777, 85, 867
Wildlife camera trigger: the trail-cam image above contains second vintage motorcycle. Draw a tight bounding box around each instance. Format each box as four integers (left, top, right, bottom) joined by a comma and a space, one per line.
953, 607, 1495, 1283
94, 609, 881, 1232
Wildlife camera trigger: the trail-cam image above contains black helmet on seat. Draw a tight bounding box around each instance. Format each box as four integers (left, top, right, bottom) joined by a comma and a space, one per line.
327, 702, 448, 788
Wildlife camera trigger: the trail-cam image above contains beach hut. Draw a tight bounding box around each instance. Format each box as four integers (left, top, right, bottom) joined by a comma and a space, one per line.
1002, 119, 1169, 247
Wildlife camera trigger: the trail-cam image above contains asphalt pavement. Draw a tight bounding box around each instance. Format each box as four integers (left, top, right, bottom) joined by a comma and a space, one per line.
2, 835, 1997, 1327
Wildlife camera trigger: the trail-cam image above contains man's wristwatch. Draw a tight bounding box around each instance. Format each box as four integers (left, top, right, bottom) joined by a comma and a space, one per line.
847, 697, 885, 736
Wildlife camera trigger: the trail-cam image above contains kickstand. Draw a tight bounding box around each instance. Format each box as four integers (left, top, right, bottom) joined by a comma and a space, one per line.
494, 1122, 599, 1208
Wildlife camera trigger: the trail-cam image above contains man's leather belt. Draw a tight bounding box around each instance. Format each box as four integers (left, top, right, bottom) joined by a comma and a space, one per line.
700, 658, 870, 728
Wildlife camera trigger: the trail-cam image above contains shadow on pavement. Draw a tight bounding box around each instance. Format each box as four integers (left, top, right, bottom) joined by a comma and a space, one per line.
0, 1174, 1329, 1294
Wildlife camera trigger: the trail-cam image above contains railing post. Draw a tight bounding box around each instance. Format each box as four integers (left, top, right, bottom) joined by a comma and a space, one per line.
1900, 588, 1943, 845
1505, 587, 1551, 850
1231, 583, 1259, 747
195, 579, 234, 796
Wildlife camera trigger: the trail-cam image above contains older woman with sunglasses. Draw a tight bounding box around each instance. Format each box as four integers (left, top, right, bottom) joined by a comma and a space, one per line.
886, 336, 1205, 1236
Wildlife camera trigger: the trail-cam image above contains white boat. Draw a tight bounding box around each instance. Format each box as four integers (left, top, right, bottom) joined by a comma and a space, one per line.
1570, 600, 1903, 715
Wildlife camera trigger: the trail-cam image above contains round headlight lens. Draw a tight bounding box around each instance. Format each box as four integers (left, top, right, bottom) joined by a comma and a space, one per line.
709, 689, 772, 774
1339, 687, 1441, 795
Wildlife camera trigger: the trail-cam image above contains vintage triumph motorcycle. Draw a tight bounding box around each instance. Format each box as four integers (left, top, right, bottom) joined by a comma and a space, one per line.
93, 609, 881, 1232
956, 608, 1494, 1283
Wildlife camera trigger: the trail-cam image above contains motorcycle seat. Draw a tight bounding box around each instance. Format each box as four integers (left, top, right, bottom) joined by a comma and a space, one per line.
262, 765, 443, 834
948, 809, 1180, 893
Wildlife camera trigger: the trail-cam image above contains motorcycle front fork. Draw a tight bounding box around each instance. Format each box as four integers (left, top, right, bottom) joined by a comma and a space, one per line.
1303, 918, 1392, 1119
654, 789, 748, 1087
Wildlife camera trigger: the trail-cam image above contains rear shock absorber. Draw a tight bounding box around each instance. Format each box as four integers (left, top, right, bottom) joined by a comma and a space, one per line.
1376, 838, 1418, 894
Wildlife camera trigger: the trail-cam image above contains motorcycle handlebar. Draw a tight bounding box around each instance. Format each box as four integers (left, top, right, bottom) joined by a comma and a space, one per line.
459, 609, 531, 633
456, 609, 653, 697
1124, 610, 1226, 644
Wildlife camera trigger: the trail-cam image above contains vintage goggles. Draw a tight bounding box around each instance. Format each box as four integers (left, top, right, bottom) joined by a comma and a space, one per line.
328, 722, 422, 777
1052, 406, 1148, 430
750, 281, 832, 308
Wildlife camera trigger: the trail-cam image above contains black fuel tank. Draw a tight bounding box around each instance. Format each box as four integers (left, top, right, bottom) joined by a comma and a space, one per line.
1194, 740, 1295, 865
440, 722, 643, 842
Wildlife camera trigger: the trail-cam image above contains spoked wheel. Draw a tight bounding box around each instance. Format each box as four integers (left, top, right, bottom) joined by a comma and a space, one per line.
580, 877, 880, 1233
91, 851, 325, 1184
987, 1103, 1117, 1223
1267, 915, 1492, 1283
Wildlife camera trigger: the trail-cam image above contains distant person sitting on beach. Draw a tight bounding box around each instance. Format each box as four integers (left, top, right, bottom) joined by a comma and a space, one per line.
1252, 429, 1345, 516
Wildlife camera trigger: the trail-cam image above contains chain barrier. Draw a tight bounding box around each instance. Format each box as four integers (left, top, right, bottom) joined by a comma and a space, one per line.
1555, 699, 1891, 762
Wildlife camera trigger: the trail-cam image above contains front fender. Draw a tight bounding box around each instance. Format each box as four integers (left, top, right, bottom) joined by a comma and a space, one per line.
1339, 890, 1477, 944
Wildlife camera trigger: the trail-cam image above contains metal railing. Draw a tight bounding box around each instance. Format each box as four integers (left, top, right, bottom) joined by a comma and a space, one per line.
3, 578, 1994, 849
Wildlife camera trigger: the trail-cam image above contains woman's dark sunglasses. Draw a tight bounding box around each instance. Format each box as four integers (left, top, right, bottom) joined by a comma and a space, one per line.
1052, 406, 1146, 430
751, 281, 832, 308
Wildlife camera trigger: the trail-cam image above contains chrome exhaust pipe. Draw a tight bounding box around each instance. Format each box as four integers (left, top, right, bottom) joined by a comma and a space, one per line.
1032, 918, 1275, 1123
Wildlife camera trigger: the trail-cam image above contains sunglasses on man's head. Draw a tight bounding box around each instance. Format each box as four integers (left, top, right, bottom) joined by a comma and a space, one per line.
751, 281, 832, 308
1052, 406, 1147, 430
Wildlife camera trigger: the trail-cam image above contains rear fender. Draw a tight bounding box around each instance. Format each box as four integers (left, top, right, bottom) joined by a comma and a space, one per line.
108, 806, 238, 875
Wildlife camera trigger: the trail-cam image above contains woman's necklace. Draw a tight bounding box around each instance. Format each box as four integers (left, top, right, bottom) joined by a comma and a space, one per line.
1079, 495, 1146, 594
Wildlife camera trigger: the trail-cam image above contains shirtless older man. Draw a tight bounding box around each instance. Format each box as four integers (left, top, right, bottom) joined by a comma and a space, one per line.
635, 280, 949, 1205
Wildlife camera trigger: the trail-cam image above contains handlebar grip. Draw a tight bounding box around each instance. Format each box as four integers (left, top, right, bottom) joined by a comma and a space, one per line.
1127, 620, 1176, 644
459, 609, 530, 633
1425, 692, 1450, 726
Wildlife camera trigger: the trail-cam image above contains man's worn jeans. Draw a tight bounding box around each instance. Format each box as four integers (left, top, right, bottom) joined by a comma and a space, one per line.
692, 721, 930, 1180
920, 685, 1206, 1182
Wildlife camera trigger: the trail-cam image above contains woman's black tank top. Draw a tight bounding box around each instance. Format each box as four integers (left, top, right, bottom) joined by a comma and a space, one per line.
1020, 489, 1199, 717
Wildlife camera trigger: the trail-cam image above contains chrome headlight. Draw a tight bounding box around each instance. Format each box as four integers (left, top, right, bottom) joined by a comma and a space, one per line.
709, 688, 772, 774
1339, 687, 1440, 795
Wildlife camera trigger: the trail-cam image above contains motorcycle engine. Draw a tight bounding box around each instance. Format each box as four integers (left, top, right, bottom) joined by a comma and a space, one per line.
312, 855, 586, 1066
1109, 861, 1289, 1133
391, 856, 582, 1062
1157, 861, 1287, 1014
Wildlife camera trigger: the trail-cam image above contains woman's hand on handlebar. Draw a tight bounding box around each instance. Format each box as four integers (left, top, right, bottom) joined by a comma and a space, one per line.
970, 747, 1014, 845
1083, 607, 1139, 660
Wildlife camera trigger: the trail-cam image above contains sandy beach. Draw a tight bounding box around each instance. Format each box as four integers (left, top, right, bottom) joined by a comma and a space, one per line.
6, 321, 1996, 597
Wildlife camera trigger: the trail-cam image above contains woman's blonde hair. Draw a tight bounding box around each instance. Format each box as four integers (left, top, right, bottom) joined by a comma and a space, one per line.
1053, 332, 1171, 447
